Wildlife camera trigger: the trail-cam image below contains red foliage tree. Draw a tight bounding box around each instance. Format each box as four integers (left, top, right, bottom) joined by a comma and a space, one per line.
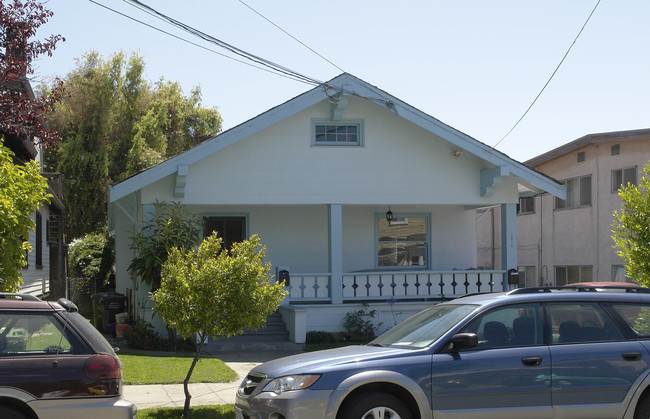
0, 0, 64, 148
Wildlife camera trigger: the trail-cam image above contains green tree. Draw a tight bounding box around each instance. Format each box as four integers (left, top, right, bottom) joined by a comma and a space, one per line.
612, 162, 650, 285
128, 201, 202, 292
45, 51, 223, 240
69, 231, 115, 295
153, 233, 287, 417
0, 140, 50, 291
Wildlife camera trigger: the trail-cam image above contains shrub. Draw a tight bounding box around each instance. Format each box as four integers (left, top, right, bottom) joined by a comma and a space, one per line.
123, 320, 160, 350
306, 330, 336, 345
343, 303, 383, 342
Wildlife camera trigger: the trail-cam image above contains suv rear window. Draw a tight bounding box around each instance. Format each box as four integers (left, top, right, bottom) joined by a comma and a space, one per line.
62, 311, 117, 355
610, 304, 650, 337
0, 312, 80, 356
547, 302, 623, 344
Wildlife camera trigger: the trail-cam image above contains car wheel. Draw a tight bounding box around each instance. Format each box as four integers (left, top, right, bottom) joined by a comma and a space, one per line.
635, 394, 650, 419
0, 406, 29, 419
339, 392, 413, 419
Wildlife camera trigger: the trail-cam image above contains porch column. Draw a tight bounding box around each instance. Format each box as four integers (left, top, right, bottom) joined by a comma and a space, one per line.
501, 203, 517, 289
329, 204, 343, 304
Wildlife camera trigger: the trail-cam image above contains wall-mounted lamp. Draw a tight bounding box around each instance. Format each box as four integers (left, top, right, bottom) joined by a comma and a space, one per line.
386, 206, 393, 224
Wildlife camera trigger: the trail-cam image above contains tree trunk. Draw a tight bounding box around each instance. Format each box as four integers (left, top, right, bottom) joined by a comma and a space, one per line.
183, 333, 206, 417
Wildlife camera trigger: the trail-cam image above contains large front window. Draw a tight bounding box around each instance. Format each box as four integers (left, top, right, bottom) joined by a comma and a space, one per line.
377, 215, 428, 268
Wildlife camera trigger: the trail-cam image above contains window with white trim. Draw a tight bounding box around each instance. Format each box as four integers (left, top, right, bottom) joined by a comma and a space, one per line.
555, 265, 592, 286
611, 167, 637, 192
555, 175, 591, 209
312, 120, 363, 146
377, 215, 428, 268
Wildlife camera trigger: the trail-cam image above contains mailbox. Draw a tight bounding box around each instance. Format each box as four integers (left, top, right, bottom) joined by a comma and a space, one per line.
278, 269, 290, 286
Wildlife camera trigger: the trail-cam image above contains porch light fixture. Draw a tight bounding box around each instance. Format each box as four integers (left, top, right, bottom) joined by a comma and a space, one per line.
385, 206, 393, 224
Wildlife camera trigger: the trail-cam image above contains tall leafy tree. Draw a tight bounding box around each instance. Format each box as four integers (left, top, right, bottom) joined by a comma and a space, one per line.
46, 51, 223, 239
612, 162, 650, 285
153, 233, 287, 417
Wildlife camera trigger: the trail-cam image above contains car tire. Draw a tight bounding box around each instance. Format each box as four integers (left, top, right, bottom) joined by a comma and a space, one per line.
0, 406, 29, 419
635, 394, 650, 419
339, 392, 413, 419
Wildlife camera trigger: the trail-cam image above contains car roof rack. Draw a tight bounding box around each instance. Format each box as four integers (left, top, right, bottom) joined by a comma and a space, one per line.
508, 286, 650, 295
0, 293, 41, 301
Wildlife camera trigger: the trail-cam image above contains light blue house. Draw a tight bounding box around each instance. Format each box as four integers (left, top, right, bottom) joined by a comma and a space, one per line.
109, 74, 565, 343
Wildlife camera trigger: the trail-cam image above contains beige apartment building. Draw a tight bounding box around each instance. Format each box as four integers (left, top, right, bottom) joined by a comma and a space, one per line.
477, 128, 650, 287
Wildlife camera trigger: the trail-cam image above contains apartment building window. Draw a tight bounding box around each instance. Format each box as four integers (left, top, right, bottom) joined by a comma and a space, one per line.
611, 144, 620, 155
555, 175, 591, 209
555, 265, 592, 286
577, 151, 586, 162
612, 265, 631, 282
517, 196, 535, 214
612, 167, 637, 192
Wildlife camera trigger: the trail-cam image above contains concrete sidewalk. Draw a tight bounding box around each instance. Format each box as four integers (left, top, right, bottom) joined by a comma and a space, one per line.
122, 349, 303, 410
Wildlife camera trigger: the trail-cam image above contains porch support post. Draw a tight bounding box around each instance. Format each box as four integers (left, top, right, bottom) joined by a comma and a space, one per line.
329, 204, 343, 304
501, 203, 517, 289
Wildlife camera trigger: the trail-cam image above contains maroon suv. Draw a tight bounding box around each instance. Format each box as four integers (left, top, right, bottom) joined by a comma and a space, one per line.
0, 293, 135, 419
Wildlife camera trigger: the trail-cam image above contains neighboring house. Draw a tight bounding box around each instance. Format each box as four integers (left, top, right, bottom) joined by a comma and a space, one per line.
1, 78, 67, 298
109, 73, 564, 342
477, 128, 650, 287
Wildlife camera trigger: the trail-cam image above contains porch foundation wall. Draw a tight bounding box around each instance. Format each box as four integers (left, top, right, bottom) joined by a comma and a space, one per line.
283, 301, 439, 343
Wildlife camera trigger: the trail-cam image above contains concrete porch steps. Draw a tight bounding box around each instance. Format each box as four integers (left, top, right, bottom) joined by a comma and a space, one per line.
202, 311, 304, 352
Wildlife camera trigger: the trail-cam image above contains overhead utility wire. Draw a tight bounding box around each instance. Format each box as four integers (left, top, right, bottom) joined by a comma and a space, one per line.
492, 0, 602, 149
237, 0, 346, 74
87, 0, 300, 82
122, 0, 324, 87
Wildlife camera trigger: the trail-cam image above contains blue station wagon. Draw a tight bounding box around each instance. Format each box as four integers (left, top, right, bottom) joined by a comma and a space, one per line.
236, 286, 650, 419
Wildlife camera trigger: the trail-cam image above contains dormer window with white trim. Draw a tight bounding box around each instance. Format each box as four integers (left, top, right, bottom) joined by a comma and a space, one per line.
312, 120, 363, 146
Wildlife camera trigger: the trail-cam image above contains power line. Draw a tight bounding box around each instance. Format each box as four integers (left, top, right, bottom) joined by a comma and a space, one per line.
121, 0, 324, 87
492, 0, 603, 149
236, 0, 346, 74
87, 0, 306, 83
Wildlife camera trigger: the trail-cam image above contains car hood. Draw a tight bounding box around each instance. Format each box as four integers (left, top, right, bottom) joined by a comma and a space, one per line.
250, 345, 421, 378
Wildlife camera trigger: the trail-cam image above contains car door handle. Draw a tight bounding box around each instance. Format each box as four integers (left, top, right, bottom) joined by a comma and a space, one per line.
521, 356, 543, 366
622, 352, 642, 361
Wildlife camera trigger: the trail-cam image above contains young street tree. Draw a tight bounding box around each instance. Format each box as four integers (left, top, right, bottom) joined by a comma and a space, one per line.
0, 0, 63, 291
612, 162, 650, 285
153, 233, 287, 417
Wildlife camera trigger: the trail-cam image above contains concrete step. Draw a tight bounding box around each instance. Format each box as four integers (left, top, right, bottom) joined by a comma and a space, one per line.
202, 311, 302, 352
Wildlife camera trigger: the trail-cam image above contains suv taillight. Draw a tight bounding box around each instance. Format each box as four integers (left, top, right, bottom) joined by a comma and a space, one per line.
84, 354, 122, 380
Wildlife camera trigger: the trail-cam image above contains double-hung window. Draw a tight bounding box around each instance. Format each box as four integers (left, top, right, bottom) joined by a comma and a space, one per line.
611, 167, 637, 192
555, 265, 592, 286
377, 215, 428, 268
555, 175, 591, 209
312, 120, 363, 146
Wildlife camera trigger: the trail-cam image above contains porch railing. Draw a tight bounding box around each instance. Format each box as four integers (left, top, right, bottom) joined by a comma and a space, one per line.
284, 270, 506, 303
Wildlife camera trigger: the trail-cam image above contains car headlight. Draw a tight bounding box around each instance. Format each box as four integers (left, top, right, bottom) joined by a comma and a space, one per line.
263, 374, 320, 394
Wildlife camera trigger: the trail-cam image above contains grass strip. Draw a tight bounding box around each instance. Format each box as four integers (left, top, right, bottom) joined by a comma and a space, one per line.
120, 354, 238, 385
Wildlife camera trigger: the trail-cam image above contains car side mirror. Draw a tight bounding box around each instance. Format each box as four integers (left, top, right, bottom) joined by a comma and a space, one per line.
450, 333, 478, 351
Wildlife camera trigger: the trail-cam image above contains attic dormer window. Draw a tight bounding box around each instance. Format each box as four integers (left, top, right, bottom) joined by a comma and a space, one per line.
312, 119, 363, 146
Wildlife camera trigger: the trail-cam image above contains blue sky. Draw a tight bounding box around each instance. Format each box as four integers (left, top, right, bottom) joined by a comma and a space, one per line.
34, 0, 649, 162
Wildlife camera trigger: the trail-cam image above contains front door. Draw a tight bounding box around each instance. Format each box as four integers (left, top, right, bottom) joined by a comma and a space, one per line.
203, 216, 246, 250
432, 303, 552, 419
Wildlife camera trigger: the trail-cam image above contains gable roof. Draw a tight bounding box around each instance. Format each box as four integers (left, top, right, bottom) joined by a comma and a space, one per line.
525, 128, 650, 168
110, 73, 565, 202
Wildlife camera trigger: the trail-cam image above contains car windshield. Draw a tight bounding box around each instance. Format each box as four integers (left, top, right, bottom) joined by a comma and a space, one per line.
369, 303, 478, 349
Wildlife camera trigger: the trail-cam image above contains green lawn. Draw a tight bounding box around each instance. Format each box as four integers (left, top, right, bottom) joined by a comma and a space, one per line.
120, 353, 238, 385
137, 405, 234, 418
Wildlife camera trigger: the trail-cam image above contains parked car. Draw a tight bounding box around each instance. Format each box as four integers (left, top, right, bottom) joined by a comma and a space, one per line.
0, 293, 136, 419
237, 285, 650, 419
